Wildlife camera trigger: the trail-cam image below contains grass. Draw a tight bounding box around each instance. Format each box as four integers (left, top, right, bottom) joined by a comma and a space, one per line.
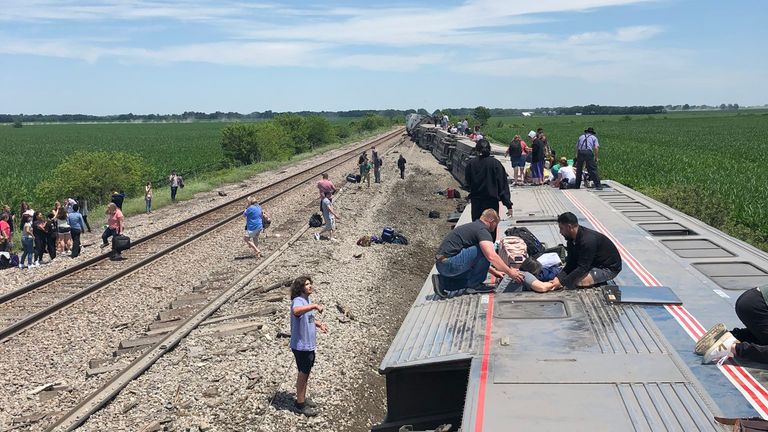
483, 110, 768, 251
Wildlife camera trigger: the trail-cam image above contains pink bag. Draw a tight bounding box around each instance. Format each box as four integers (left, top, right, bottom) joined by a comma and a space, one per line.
498, 236, 528, 268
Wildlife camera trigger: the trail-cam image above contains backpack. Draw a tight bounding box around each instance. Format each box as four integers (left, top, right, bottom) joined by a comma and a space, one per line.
392, 233, 409, 245
498, 236, 528, 268
346, 174, 358, 183
381, 227, 395, 243
509, 140, 522, 158
428, 210, 441, 219
309, 213, 323, 228
505, 227, 545, 257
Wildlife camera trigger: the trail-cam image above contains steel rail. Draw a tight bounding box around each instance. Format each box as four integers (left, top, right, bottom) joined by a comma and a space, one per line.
0, 128, 404, 343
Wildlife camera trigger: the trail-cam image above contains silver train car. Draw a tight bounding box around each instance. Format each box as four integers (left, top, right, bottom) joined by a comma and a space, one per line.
376, 121, 768, 431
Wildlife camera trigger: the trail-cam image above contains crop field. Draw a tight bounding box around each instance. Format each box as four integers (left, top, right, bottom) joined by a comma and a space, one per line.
483, 111, 768, 250
0, 122, 226, 207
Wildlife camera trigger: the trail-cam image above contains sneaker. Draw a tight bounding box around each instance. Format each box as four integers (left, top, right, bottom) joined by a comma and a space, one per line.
695, 323, 727, 355
100, 243, 109, 249
465, 284, 495, 295
303, 397, 318, 408
294, 404, 318, 417
18, 263, 24, 269
432, 274, 447, 299
703, 332, 738, 365
313, 233, 320, 241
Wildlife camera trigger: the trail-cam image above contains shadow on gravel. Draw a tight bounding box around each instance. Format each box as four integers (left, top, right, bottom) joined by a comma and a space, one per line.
270, 390, 298, 412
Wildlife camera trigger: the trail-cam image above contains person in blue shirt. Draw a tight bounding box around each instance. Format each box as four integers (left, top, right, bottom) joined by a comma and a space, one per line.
67, 204, 86, 258
243, 196, 267, 258
290, 276, 328, 417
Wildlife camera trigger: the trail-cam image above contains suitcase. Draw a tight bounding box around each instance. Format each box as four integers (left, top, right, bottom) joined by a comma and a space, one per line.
498, 236, 527, 268
381, 227, 395, 243
112, 234, 131, 252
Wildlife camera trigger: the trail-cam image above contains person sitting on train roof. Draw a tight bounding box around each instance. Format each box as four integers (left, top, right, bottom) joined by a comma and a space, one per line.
433, 209, 524, 297
522, 212, 622, 292
697, 286, 768, 365
551, 157, 577, 188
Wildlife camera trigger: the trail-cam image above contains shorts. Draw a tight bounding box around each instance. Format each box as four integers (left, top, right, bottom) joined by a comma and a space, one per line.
510, 155, 526, 168
292, 349, 316, 374
324, 218, 336, 231
57, 227, 71, 234
244, 229, 262, 243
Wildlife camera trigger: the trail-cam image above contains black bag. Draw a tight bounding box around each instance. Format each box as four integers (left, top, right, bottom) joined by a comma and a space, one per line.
428, 210, 441, 219
112, 234, 131, 252
539, 244, 567, 261
346, 174, 358, 183
309, 213, 323, 228
262, 214, 272, 228
505, 226, 545, 257
453, 190, 461, 199
392, 233, 409, 245
381, 227, 395, 243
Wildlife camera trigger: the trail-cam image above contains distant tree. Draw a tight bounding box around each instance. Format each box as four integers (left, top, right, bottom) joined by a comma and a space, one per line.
417, 108, 429, 116
220, 121, 293, 165
305, 116, 335, 149
472, 106, 491, 126
275, 113, 309, 153
12, 119, 22, 128
36, 151, 147, 205
720, 104, 727, 110
734, 103, 740, 110
682, 104, 690, 110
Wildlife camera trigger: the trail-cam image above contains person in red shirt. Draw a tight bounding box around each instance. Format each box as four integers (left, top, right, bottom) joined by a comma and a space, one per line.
100, 203, 124, 248
0, 213, 11, 252
316, 173, 336, 201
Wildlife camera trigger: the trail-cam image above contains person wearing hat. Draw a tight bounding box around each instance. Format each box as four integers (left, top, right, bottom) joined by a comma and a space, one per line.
574, 127, 602, 190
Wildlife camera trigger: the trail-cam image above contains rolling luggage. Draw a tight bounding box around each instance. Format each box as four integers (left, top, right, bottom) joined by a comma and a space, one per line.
112, 234, 131, 252
498, 236, 528, 267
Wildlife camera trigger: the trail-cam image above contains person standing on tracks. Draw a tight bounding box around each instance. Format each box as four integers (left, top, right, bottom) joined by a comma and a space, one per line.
465, 139, 514, 225
574, 127, 602, 190
78, 197, 91, 232
372, 146, 383, 183
289, 275, 328, 417
32, 212, 47, 265
169, 170, 181, 202
67, 204, 85, 258
359, 155, 372, 188
314, 191, 340, 241
397, 154, 407, 179
100, 203, 124, 250
433, 209, 524, 296
505, 135, 528, 186
243, 196, 265, 258
144, 182, 153, 213
316, 173, 336, 202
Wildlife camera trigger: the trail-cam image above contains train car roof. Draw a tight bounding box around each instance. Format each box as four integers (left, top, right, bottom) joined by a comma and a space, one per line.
380, 179, 768, 431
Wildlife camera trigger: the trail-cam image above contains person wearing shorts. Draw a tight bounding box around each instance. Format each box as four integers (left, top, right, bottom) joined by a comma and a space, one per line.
523, 212, 622, 292
290, 276, 328, 417
314, 192, 340, 241
242, 196, 264, 257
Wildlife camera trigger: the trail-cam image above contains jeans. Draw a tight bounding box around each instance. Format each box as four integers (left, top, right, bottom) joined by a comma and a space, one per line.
399, 167, 405, 179
374, 168, 381, 183
435, 246, 490, 291
102, 227, 118, 246
732, 288, 768, 363
171, 186, 178, 201
145, 199, 152, 213
70, 228, 81, 257
82, 215, 91, 232
21, 237, 34, 265
575, 149, 601, 189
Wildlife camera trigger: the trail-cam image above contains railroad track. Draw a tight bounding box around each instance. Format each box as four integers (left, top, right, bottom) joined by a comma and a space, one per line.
0, 127, 404, 344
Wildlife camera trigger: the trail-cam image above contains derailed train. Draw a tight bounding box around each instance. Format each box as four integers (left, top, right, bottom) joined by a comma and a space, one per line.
405, 114, 481, 187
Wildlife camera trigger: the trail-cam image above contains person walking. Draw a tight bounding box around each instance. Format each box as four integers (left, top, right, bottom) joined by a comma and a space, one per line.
574, 127, 602, 190
242, 196, 265, 258
372, 147, 382, 183
144, 182, 153, 213
79, 197, 91, 232
465, 139, 514, 224
314, 191, 340, 241
100, 203, 124, 249
19, 214, 34, 269
289, 275, 328, 417
67, 204, 85, 258
316, 173, 336, 201
397, 154, 407, 179
169, 171, 181, 202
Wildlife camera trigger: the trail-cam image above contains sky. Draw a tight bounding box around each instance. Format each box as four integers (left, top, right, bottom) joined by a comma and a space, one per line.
1, 0, 766, 115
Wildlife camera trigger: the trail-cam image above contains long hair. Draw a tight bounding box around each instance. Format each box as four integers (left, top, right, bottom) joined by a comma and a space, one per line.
290, 275, 313, 299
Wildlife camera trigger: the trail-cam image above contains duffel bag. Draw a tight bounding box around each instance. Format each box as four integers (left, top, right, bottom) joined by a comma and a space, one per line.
112, 234, 131, 252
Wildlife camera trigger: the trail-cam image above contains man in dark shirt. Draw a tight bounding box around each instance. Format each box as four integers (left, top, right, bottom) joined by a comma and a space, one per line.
111, 191, 126, 209
465, 139, 513, 222
530, 134, 545, 185
434, 209, 523, 296
547, 212, 621, 290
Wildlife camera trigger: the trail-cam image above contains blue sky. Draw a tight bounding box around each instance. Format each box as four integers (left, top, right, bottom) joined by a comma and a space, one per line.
1, 0, 766, 115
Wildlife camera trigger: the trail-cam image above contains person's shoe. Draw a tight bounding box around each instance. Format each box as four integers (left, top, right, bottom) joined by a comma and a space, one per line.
294, 403, 318, 417
313, 233, 320, 241
695, 323, 727, 355
703, 332, 738, 365
432, 274, 447, 299
465, 284, 495, 295
18, 263, 24, 269
100, 243, 109, 249
304, 397, 318, 408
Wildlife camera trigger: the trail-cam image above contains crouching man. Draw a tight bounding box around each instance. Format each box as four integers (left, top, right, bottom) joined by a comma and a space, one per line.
525, 212, 622, 292
433, 209, 524, 296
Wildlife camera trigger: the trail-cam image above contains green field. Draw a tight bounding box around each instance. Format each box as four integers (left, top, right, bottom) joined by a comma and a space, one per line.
483, 111, 768, 251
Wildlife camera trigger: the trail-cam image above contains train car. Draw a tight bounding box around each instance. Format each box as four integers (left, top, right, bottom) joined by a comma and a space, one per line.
374, 178, 768, 431
431, 129, 458, 166
448, 139, 477, 187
